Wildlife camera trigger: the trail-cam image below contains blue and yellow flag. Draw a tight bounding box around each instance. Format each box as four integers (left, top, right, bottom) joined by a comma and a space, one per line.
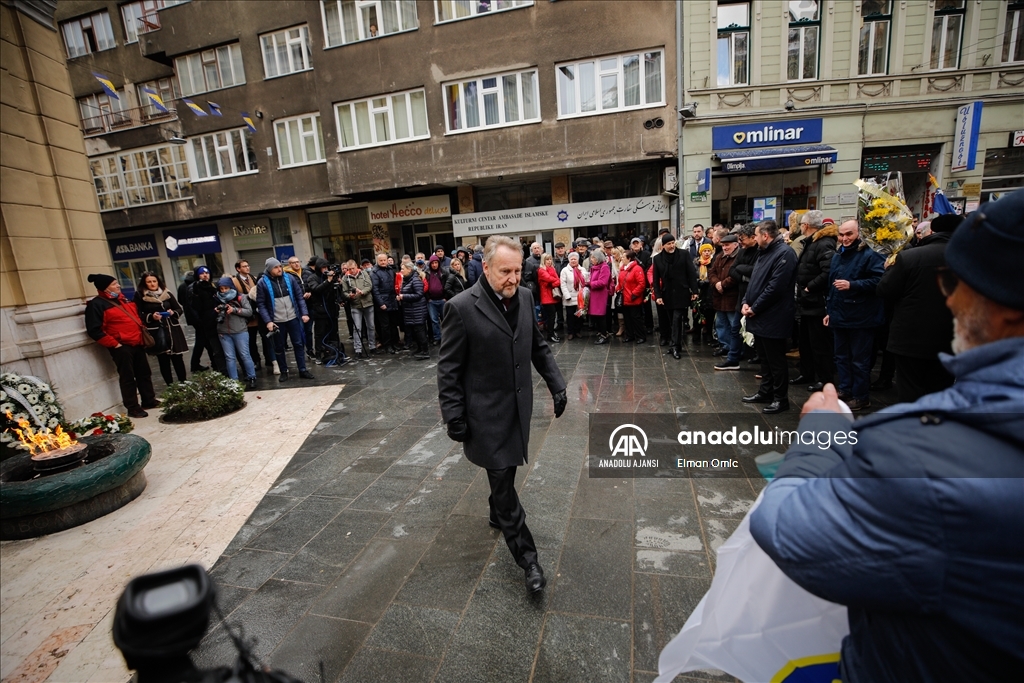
182, 98, 208, 116
208, 101, 222, 116
241, 112, 257, 134
141, 87, 168, 113
92, 73, 119, 99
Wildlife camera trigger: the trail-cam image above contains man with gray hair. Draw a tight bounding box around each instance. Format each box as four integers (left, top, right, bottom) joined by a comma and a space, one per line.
792, 210, 837, 391
438, 235, 567, 594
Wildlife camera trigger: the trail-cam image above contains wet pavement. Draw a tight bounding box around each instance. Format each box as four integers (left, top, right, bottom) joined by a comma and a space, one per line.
178, 326, 898, 683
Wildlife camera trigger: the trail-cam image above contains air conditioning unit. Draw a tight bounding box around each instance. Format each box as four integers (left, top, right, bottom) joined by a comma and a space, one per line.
663, 167, 678, 194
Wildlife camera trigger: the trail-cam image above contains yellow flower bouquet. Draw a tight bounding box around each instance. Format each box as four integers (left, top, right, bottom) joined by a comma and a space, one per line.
853, 176, 915, 261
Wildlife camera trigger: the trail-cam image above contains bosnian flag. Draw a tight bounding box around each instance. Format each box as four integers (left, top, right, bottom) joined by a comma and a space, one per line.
182, 98, 208, 116
208, 101, 223, 116
241, 112, 257, 134
93, 73, 119, 99
141, 87, 167, 113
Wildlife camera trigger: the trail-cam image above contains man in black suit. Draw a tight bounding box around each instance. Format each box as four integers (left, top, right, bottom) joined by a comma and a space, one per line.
652, 234, 700, 359
437, 235, 568, 594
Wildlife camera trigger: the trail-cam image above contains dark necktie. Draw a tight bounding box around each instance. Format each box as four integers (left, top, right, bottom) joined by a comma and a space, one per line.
501, 297, 512, 311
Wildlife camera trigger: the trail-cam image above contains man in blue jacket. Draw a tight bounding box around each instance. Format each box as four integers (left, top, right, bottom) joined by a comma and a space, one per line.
750, 189, 1024, 683
741, 220, 798, 413
256, 258, 313, 382
825, 220, 886, 411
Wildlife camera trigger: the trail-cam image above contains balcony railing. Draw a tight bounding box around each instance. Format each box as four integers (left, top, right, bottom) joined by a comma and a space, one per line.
81, 103, 178, 136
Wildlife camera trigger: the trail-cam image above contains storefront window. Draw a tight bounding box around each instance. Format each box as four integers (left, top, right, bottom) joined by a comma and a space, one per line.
310, 208, 373, 264
981, 147, 1024, 201
115, 258, 164, 298
171, 253, 224, 288
712, 168, 819, 227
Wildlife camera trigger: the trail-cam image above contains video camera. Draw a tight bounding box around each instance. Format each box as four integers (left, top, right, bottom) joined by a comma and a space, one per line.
215, 304, 228, 325
113, 564, 307, 683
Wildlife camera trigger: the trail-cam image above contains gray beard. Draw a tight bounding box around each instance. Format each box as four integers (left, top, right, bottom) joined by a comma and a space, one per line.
951, 315, 990, 355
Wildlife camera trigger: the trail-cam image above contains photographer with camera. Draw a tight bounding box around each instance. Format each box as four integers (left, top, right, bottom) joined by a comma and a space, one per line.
215, 276, 257, 390
256, 258, 314, 382
305, 258, 349, 366
189, 266, 226, 374
341, 259, 376, 359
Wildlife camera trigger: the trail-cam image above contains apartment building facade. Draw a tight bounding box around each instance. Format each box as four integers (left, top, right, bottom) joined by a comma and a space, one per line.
678, 0, 1024, 229
54, 0, 681, 294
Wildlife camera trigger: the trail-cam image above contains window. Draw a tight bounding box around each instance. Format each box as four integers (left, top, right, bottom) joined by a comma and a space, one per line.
121, 1, 189, 43
444, 69, 539, 133
175, 44, 245, 97
1004, 2, 1024, 64
187, 128, 258, 181
335, 89, 429, 150
931, 0, 965, 70
787, 1, 819, 81
321, 0, 419, 47
261, 25, 312, 78
89, 143, 192, 211
78, 90, 129, 133
556, 50, 664, 118
717, 3, 750, 86
137, 78, 179, 119
434, 0, 532, 23
858, 0, 891, 75
275, 114, 326, 167
61, 11, 116, 58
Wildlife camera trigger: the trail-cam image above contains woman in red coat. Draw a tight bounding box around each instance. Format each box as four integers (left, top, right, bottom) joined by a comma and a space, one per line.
537, 253, 562, 343
619, 251, 648, 344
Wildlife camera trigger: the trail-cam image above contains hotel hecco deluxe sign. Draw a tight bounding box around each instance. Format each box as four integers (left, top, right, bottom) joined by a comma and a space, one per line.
367, 195, 451, 223
712, 118, 823, 150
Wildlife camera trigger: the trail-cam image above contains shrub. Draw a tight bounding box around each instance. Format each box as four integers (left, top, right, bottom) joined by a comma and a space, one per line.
1, 372, 67, 461
160, 371, 245, 423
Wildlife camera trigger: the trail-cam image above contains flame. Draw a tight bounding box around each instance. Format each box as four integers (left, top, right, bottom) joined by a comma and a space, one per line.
5, 412, 78, 455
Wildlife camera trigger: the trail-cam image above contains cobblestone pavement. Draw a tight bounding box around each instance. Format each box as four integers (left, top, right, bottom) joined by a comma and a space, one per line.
188, 328, 898, 683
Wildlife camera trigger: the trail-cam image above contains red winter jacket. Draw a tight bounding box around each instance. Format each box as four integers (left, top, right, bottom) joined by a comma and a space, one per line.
620, 261, 647, 306
85, 293, 146, 348
537, 265, 561, 305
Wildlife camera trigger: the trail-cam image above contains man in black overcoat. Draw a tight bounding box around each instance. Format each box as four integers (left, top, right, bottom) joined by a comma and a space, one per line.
652, 233, 700, 359
437, 235, 567, 594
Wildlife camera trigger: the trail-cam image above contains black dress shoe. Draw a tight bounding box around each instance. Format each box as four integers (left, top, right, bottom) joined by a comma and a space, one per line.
622, 337, 633, 342
278, 371, 290, 382
789, 375, 808, 385
299, 369, 315, 379
525, 563, 546, 593
488, 516, 500, 530
671, 350, 682, 359
763, 400, 790, 414
594, 336, 609, 345
742, 392, 772, 404
635, 338, 646, 345
548, 336, 562, 343
807, 382, 825, 392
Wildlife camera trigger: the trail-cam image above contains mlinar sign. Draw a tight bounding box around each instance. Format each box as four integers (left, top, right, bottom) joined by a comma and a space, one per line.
712, 118, 823, 150
367, 196, 451, 223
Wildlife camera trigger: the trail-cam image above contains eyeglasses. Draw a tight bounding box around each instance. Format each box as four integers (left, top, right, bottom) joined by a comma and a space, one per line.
936, 267, 958, 297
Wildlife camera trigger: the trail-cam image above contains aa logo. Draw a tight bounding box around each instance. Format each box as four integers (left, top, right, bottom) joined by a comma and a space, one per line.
608, 424, 648, 458
771, 653, 840, 683
733, 131, 746, 144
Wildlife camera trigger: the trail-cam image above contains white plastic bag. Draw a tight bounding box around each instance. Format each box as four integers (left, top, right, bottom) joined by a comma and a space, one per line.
656, 492, 849, 683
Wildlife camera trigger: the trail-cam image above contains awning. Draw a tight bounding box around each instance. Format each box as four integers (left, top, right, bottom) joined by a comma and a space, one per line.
713, 145, 837, 173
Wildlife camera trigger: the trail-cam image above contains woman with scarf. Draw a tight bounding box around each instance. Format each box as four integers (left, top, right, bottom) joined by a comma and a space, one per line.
215, 276, 257, 390
588, 249, 612, 344
397, 262, 429, 360
559, 251, 588, 340
691, 243, 716, 345
537, 253, 562, 344
134, 272, 188, 385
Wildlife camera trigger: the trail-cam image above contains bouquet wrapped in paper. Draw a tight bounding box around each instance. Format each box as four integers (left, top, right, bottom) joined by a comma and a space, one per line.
853, 174, 915, 264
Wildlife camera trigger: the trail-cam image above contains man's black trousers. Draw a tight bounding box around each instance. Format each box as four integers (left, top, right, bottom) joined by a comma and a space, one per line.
487, 467, 538, 570
108, 344, 156, 409
755, 335, 789, 401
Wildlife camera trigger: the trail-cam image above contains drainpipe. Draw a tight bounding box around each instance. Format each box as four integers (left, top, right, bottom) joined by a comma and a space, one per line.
676, 0, 684, 236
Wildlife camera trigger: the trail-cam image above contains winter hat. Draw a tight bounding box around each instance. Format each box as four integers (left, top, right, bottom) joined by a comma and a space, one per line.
264, 257, 281, 273
217, 276, 234, 288
720, 233, 738, 243
945, 189, 1024, 311
822, 218, 836, 226
630, 237, 642, 245
88, 273, 116, 290
661, 233, 676, 245
195, 265, 210, 278
930, 213, 963, 234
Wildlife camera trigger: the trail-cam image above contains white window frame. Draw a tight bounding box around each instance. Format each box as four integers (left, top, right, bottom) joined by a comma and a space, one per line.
260, 25, 313, 79
716, 2, 750, 87
320, 0, 419, 48
175, 43, 245, 97
136, 78, 179, 119
89, 143, 192, 211
930, 1, 965, 71
433, 0, 532, 24
1005, 3, 1024, 64
61, 11, 116, 58
275, 113, 327, 168
334, 88, 430, 151
78, 90, 129, 133
787, 1, 820, 82
186, 128, 259, 182
443, 68, 540, 134
555, 50, 665, 119
857, 0, 891, 76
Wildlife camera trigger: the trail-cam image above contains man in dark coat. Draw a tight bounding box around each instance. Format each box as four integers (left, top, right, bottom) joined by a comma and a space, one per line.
652, 233, 700, 359
728, 224, 760, 361
466, 246, 483, 286
437, 235, 567, 594
825, 221, 885, 411
794, 212, 838, 391
189, 265, 226, 374
741, 220, 798, 413
306, 258, 344, 363
709, 233, 741, 370
370, 253, 399, 353
876, 213, 959, 402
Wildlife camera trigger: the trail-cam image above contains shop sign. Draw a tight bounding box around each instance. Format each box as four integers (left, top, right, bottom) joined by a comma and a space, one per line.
367, 195, 451, 223
690, 192, 708, 202
164, 225, 221, 257
108, 234, 158, 260
1013, 130, 1024, 147
962, 183, 981, 197
712, 118, 822, 151
453, 196, 669, 238
231, 221, 273, 249
951, 101, 983, 173
720, 149, 837, 173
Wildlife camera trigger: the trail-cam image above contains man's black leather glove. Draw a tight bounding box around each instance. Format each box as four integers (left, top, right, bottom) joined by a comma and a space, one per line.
553, 390, 567, 418
447, 417, 468, 442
